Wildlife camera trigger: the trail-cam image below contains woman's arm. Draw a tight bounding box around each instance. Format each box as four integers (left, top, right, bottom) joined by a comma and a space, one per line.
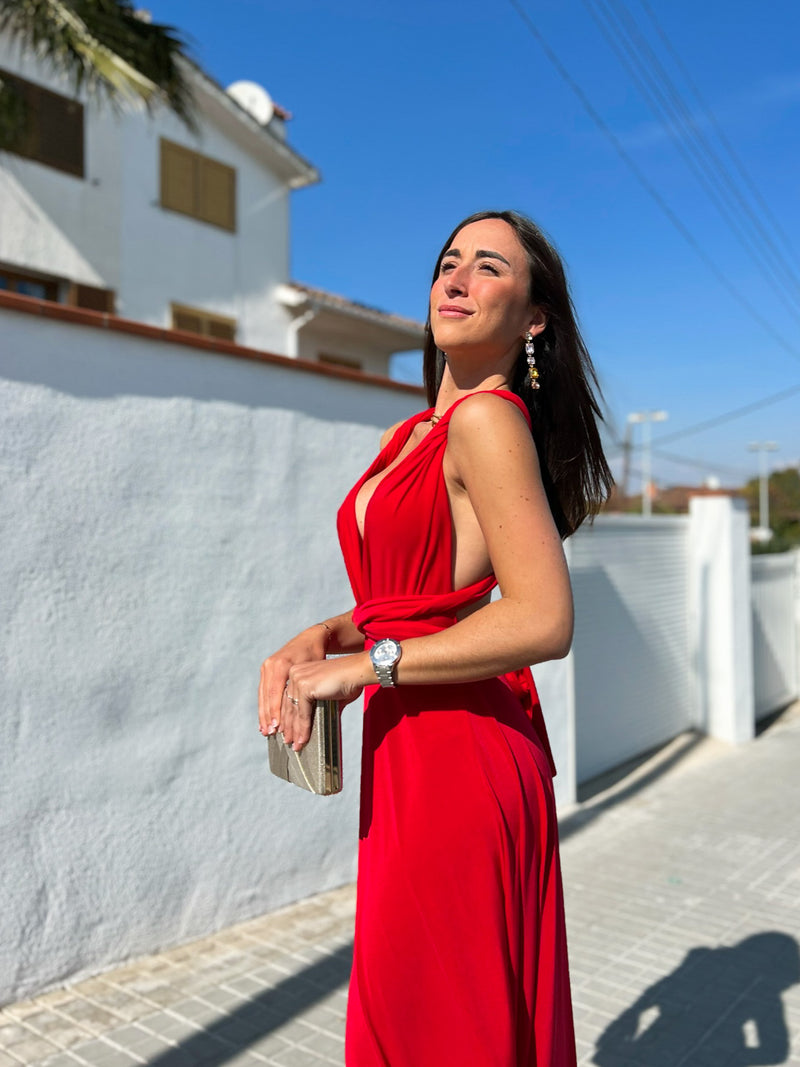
406, 392, 572, 674
382, 391, 573, 682
280, 393, 573, 747
319, 609, 365, 654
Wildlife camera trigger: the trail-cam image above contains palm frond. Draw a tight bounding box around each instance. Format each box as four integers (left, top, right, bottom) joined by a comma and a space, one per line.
0, 0, 197, 131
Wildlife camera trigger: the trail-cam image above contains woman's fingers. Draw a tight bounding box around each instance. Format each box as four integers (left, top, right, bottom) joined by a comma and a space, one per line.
280, 685, 315, 751
258, 660, 288, 736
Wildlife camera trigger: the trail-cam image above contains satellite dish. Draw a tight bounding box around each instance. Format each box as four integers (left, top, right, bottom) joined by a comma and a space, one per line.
226, 81, 274, 126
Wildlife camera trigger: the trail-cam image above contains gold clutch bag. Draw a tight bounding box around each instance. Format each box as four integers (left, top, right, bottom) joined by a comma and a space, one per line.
267, 699, 343, 795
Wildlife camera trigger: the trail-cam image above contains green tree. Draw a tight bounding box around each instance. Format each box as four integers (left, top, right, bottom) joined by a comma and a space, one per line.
744, 466, 800, 552
0, 0, 196, 148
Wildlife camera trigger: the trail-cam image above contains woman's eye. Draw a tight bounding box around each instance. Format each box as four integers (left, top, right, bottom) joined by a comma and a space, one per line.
479, 262, 499, 275
440, 261, 456, 274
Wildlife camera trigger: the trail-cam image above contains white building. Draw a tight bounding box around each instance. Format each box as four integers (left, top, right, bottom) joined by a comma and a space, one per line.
0, 37, 423, 373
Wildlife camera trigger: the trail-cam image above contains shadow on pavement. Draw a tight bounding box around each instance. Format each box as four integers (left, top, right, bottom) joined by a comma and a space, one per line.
560, 731, 706, 842
593, 932, 800, 1066
145, 941, 352, 1066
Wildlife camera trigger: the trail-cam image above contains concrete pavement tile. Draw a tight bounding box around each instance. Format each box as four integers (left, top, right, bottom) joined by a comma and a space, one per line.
10, 1009, 77, 1038
2, 1035, 60, 1063
246, 1033, 294, 1060
97, 1028, 173, 1059
0, 1019, 29, 1047
191, 988, 248, 1012
75, 1045, 140, 1067
270, 1046, 333, 1066
298, 1029, 344, 1058
218, 1055, 272, 1067
0, 1052, 23, 1067
296, 1004, 344, 1034
53, 1001, 123, 1034
134, 1012, 201, 1042
165, 997, 224, 1025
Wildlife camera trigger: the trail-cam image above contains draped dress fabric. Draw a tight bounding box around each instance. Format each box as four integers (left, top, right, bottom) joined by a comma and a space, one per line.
336, 389, 576, 1067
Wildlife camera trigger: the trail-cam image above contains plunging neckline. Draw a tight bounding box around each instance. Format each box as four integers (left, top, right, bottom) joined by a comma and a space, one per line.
354, 389, 527, 544
354, 408, 439, 543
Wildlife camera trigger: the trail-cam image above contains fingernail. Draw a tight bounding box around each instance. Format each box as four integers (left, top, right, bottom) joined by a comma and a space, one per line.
270, 719, 278, 729
266, 725, 276, 736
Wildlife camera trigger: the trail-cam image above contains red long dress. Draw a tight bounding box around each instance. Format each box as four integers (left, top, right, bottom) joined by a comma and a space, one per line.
337, 389, 576, 1066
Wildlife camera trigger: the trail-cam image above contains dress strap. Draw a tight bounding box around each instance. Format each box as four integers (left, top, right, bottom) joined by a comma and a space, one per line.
437, 389, 532, 430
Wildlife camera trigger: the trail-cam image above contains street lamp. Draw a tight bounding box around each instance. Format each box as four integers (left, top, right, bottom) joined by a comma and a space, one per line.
748, 441, 778, 541
628, 411, 669, 517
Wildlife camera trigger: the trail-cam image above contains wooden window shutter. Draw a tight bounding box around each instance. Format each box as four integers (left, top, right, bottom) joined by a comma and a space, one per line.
0, 68, 84, 177
160, 139, 237, 232
160, 139, 197, 217
206, 317, 236, 341
37, 86, 84, 177
171, 303, 236, 341
198, 157, 236, 232
69, 283, 115, 313
319, 353, 363, 371
172, 308, 204, 334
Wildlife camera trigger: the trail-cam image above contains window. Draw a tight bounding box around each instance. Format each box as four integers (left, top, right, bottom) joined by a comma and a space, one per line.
160, 139, 237, 232
0, 68, 84, 178
0, 265, 114, 311
171, 303, 236, 342
0, 265, 58, 301
318, 353, 363, 371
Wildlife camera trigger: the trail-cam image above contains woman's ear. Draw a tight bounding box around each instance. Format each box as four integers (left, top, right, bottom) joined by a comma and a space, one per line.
526, 307, 547, 339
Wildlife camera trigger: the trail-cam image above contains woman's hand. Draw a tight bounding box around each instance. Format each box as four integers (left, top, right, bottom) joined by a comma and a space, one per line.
277, 654, 371, 751
258, 625, 330, 738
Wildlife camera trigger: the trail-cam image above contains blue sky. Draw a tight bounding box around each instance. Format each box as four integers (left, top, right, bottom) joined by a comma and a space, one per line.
154, 0, 800, 489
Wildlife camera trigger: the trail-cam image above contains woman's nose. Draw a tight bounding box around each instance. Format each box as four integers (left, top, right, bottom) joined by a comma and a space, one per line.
444, 264, 468, 295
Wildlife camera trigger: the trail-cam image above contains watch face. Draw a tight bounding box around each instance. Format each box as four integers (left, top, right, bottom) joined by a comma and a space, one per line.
372, 639, 400, 666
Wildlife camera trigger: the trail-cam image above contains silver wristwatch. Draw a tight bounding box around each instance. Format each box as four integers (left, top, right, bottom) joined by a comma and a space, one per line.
369, 638, 402, 687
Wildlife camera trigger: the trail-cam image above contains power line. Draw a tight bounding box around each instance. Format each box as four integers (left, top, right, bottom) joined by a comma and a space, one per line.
606, 438, 751, 479
636, 0, 800, 270
506, 0, 800, 363
652, 381, 800, 445
582, 0, 800, 322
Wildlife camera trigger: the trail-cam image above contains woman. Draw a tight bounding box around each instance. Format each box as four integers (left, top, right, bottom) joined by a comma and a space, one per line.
259, 210, 612, 1065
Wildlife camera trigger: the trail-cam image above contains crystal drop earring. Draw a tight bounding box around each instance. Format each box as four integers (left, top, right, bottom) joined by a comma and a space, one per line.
525, 333, 540, 390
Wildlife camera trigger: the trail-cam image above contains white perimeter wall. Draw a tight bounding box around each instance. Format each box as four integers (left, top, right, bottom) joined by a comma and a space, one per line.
0, 306, 420, 1005
3, 301, 799, 1003
569, 516, 694, 783
751, 552, 799, 718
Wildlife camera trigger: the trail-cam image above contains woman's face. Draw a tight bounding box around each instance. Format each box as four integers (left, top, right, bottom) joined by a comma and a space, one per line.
429, 218, 543, 366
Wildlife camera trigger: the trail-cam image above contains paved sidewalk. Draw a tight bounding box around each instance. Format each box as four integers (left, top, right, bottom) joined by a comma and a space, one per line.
3, 705, 800, 1067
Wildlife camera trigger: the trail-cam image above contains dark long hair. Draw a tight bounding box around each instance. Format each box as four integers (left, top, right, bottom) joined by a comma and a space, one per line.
423, 209, 613, 538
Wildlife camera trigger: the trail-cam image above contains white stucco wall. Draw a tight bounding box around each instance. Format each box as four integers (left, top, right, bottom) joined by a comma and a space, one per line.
0, 38, 297, 354
118, 106, 292, 350
0, 40, 123, 290
0, 306, 421, 1005
296, 326, 394, 378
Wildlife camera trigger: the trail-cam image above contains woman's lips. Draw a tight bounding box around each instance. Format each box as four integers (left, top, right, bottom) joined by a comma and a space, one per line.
438, 305, 473, 318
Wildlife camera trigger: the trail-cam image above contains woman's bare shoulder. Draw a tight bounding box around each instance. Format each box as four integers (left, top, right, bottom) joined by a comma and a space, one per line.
448, 390, 530, 439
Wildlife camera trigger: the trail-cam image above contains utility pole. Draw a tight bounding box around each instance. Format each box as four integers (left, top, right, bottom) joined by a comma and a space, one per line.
628, 411, 668, 517
748, 441, 778, 540
620, 420, 633, 500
